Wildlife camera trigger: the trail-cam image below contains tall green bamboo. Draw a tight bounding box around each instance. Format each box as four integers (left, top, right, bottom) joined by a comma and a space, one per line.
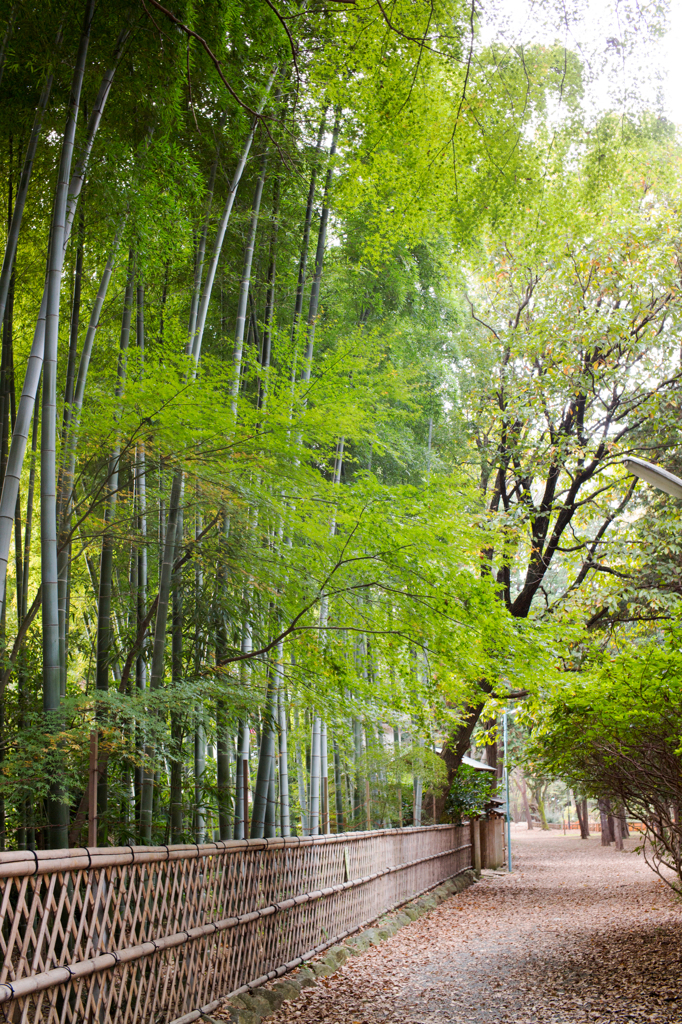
250, 656, 277, 838
169, 500, 185, 843
0, 34, 58, 326
0, 22, 127, 617
41, 0, 95, 848
230, 148, 268, 413
94, 252, 134, 838
300, 112, 341, 384
277, 640, 290, 836
290, 111, 328, 350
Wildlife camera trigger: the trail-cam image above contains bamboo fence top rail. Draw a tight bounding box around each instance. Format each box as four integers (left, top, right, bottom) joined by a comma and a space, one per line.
0, 824, 456, 877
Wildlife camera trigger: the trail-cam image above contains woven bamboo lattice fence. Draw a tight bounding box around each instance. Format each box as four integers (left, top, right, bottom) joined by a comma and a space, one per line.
0, 824, 471, 1024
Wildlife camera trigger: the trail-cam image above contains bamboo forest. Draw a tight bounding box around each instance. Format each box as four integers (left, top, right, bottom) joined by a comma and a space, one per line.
1, 0, 682, 876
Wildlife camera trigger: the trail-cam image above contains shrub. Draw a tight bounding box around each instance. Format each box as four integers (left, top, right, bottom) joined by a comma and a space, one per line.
445, 764, 498, 823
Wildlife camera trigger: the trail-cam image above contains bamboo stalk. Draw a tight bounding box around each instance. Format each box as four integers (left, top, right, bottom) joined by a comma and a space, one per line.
0, 34, 58, 326
309, 715, 321, 835
234, 720, 249, 840
291, 110, 328, 347
93, 251, 135, 838
191, 69, 276, 366
300, 111, 342, 384
230, 148, 268, 414
333, 738, 344, 833
251, 663, 277, 838
321, 721, 329, 834
88, 730, 98, 847
258, 170, 280, 410
0, 23, 127, 616
277, 644, 290, 836
42, 0, 96, 849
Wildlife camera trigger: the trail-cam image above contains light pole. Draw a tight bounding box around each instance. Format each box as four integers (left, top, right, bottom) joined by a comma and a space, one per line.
503, 710, 512, 872
623, 458, 682, 499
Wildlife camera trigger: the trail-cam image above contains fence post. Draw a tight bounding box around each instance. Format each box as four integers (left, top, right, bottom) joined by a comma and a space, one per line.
471, 818, 481, 873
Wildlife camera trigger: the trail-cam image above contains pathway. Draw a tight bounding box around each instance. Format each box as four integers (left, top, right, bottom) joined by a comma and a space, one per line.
265, 829, 682, 1023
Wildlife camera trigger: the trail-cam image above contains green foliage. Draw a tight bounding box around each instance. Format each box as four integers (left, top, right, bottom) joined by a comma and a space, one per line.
445, 765, 499, 824
0, 0, 677, 850
525, 619, 682, 888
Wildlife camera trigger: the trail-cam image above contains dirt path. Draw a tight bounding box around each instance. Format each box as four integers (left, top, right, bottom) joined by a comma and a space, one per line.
266, 829, 682, 1024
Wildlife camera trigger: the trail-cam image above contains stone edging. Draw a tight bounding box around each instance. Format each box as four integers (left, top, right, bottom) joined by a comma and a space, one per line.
212, 869, 479, 1024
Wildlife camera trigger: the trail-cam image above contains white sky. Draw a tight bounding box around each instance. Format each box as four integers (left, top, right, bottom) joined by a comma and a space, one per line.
483, 0, 682, 128
661, 1, 682, 126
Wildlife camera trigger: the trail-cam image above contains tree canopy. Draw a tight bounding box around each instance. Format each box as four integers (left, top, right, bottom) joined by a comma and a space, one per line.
0, 0, 679, 854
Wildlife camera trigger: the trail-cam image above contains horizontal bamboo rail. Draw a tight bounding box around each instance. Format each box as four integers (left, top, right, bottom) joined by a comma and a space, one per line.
0, 824, 471, 1024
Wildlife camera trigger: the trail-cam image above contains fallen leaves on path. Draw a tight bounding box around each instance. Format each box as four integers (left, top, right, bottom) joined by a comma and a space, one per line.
266, 831, 682, 1023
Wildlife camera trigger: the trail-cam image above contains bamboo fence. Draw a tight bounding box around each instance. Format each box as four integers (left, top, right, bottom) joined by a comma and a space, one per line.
0, 824, 471, 1024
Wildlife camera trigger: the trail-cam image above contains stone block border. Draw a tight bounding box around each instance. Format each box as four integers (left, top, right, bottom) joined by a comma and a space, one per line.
210, 869, 478, 1024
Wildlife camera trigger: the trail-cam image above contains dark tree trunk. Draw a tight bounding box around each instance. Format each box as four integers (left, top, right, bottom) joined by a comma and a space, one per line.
533, 785, 549, 830
616, 804, 629, 838
441, 700, 486, 781
485, 739, 497, 771
520, 773, 533, 830
598, 797, 612, 846
613, 812, 623, 851
575, 796, 590, 839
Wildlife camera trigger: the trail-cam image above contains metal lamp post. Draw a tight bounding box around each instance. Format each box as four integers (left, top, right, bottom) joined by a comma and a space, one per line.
623, 457, 682, 499
503, 709, 513, 872
501, 712, 507, 872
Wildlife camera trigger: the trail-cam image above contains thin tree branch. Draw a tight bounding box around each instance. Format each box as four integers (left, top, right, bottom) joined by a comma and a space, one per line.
141, 0, 274, 120
262, 0, 300, 84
